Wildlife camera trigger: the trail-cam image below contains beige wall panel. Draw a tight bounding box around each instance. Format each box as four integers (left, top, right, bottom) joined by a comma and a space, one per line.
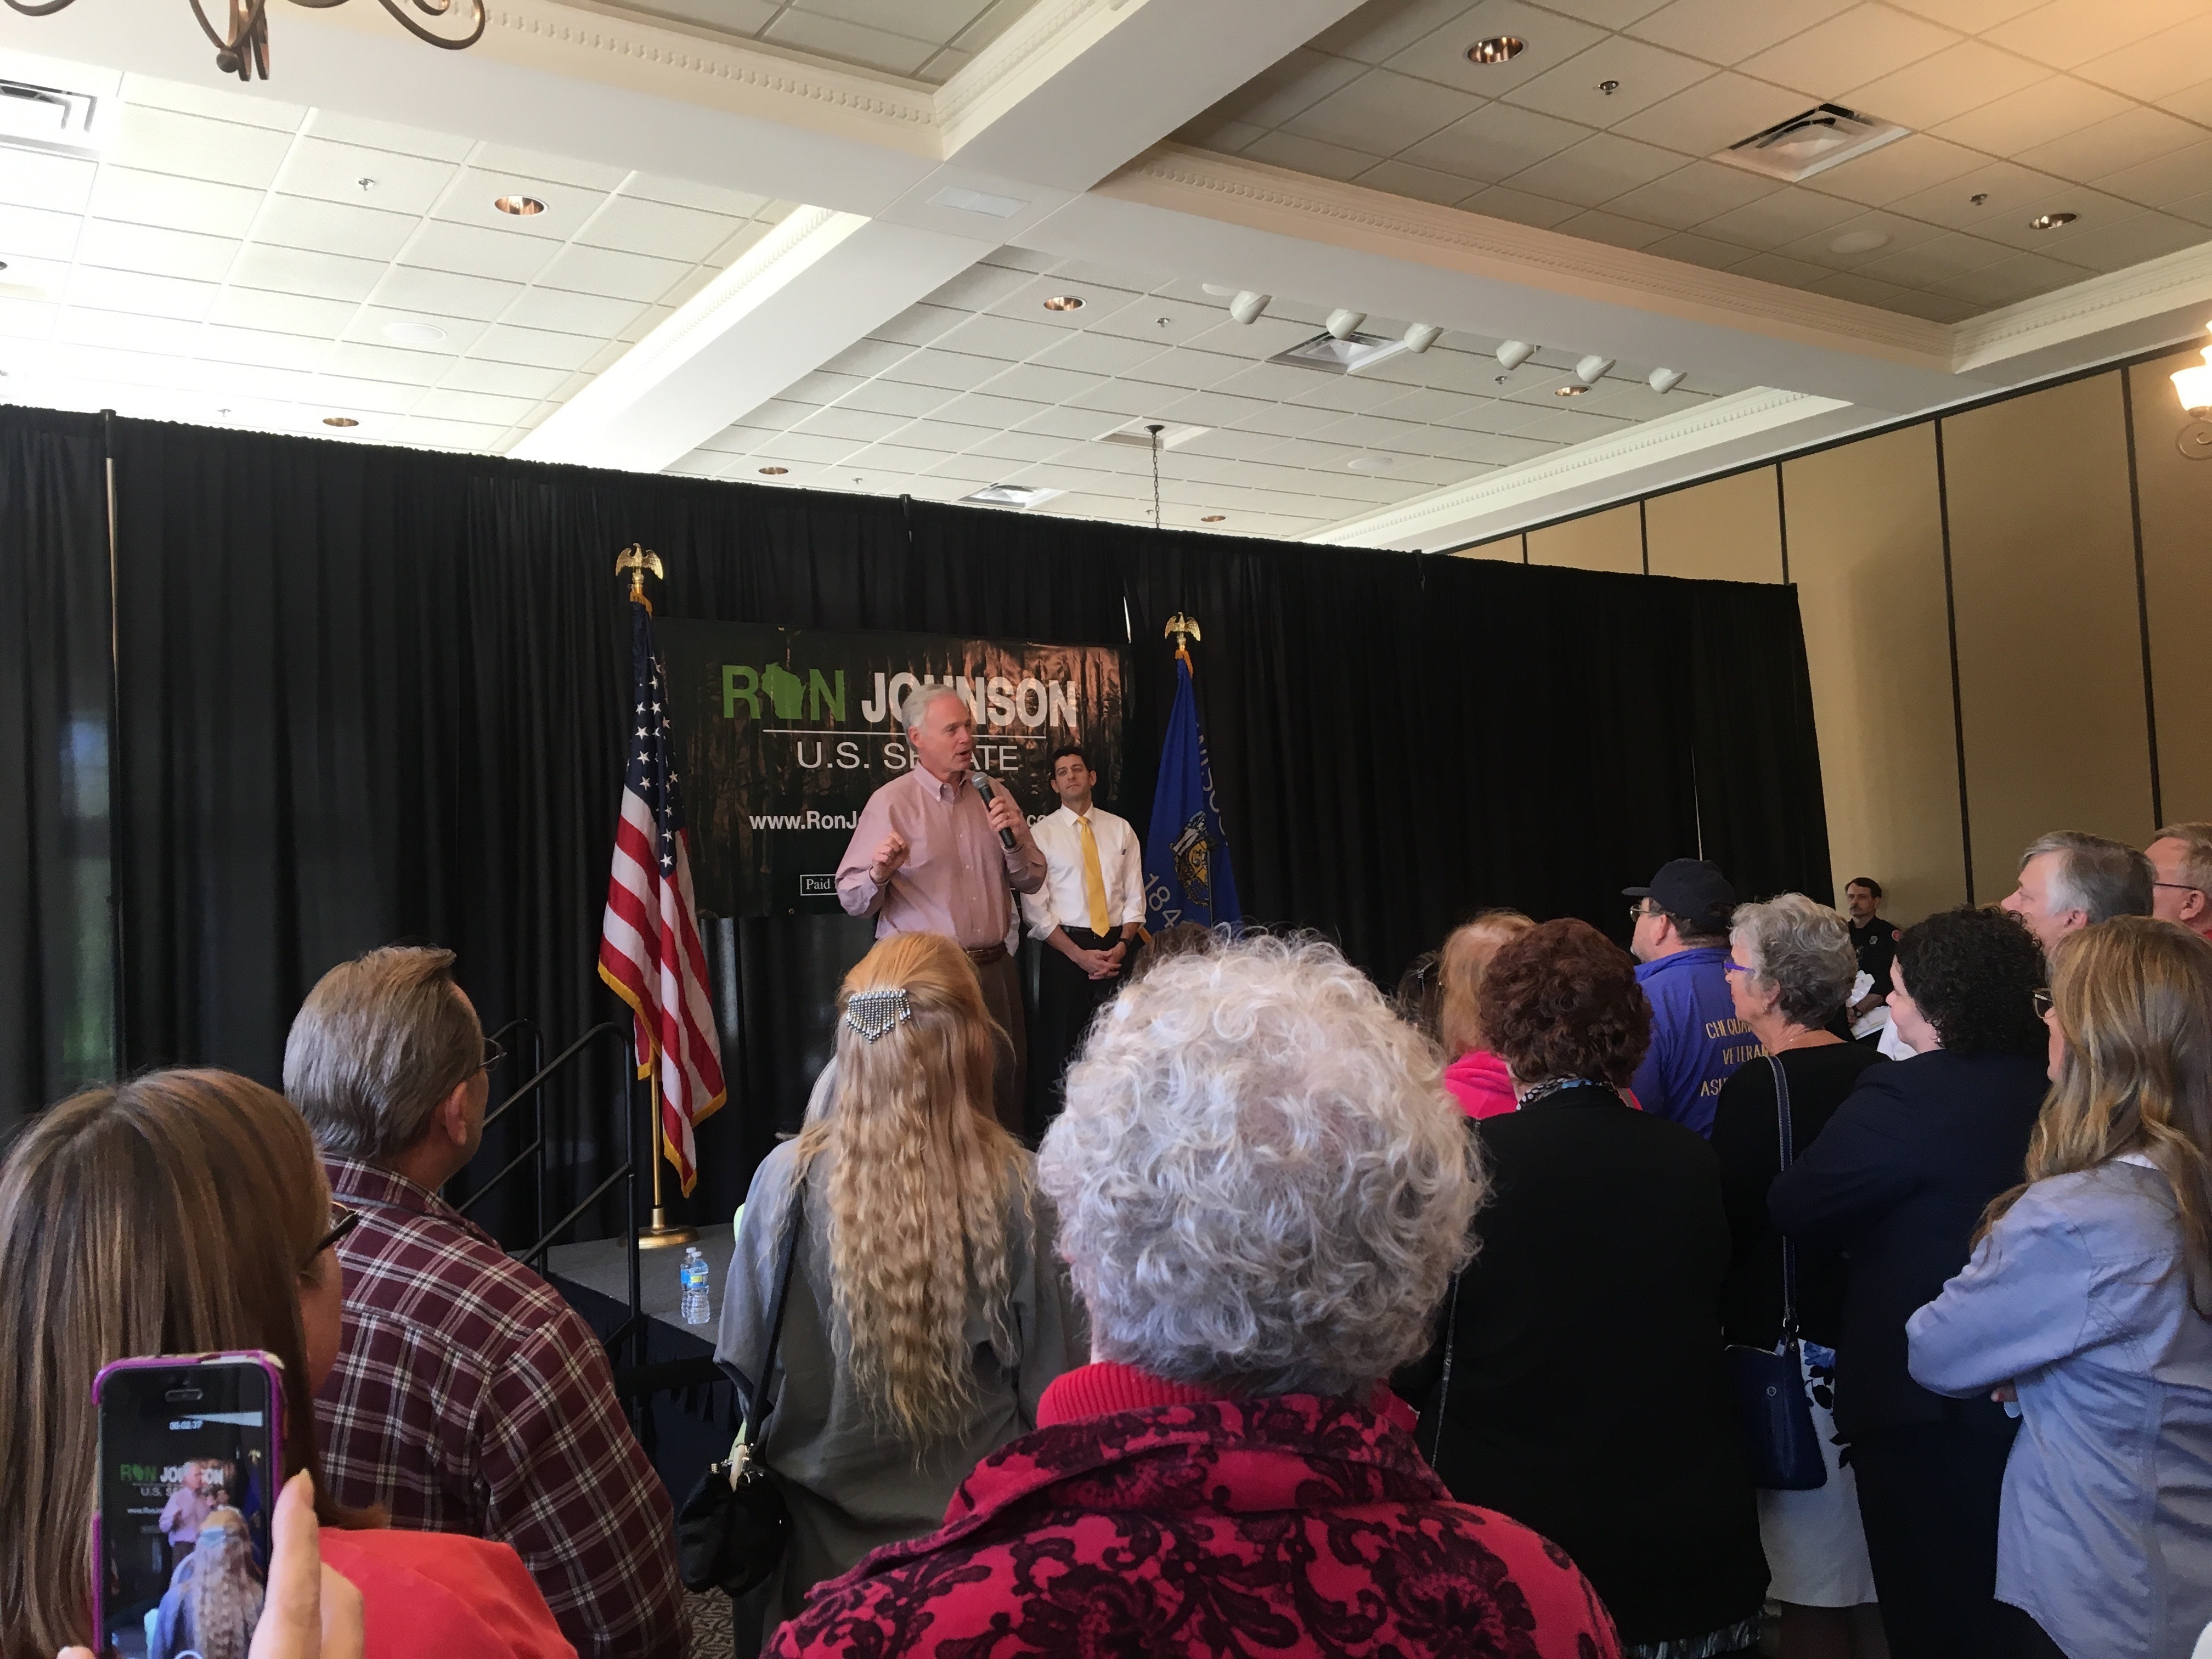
1647, 467, 1784, 583
1527, 503, 1641, 572
1944, 372, 2155, 898
1457, 533, 1526, 563
1785, 426, 1965, 922
2130, 350, 2212, 826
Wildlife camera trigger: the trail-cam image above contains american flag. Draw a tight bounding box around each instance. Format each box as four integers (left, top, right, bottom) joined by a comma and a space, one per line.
597, 598, 726, 1196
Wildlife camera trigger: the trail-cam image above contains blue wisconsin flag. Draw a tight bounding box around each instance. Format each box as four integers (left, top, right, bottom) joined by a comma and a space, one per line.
1144, 644, 1240, 929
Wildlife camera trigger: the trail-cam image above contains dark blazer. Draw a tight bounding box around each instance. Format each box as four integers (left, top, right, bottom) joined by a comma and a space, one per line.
1767, 1048, 2047, 1438
1417, 1087, 1768, 1647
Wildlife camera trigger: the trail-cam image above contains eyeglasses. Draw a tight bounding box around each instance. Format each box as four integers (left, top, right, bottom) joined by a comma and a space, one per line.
309, 1203, 363, 1260
1628, 901, 1658, 924
2030, 988, 2054, 1021
2153, 882, 2204, 895
477, 1037, 507, 1075
1725, 961, 1755, 975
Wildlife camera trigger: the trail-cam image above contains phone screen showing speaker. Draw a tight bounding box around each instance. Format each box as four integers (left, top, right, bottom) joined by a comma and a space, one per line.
96, 1359, 278, 1659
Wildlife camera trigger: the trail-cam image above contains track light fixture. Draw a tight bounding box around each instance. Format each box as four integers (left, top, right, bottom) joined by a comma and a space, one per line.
1648, 368, 1686, 394
1495, 340, 1537, 370
1325, 308, 1367, 340
1229, 291, 1272, 324
1402, 323, 1443, 354
1574, 354, 1615, 385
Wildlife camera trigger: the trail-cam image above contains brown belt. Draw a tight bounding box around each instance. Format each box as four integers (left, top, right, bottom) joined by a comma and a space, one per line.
964, 943, 1008, 967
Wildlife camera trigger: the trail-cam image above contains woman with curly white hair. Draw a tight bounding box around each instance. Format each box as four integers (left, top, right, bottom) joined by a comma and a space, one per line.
768, 934, 1621, 1659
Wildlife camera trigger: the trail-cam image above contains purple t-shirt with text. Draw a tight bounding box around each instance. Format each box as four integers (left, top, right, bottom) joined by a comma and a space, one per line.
1630, 946, 1761, 1136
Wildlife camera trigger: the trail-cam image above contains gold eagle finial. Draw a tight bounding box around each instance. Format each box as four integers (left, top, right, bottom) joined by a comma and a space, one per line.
1164, 613, 1201, 653
616, 544, 665, 611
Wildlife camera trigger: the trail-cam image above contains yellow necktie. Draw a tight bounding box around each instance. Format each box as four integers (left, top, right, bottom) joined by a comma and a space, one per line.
1077, 814, 1111, 935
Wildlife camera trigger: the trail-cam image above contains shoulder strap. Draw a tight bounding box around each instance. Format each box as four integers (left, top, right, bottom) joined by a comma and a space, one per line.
744, 1162, 809, 1442
1770, 1055, 1799, 1344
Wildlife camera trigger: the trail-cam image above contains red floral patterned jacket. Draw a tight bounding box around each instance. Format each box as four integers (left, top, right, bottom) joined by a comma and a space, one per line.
770, 1362, 1620, 1658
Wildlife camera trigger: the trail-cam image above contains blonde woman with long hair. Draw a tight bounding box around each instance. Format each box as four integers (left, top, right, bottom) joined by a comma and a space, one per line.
1909, 917, 2212, 1659
151, 1508, 264, 1659
715, 932, 1087, 1641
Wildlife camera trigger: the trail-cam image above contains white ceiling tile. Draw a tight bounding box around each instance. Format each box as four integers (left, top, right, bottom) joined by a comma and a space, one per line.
2062, 12, 2212, 98
793, 405, 912, 442
277, 138, 460, 217
255, 196, 420, 261
1929, 73, 2134, 157
400, 414, 513, 449
576, 196, 737, 263
1857, 229, 2015, 284
304, 374, 425, 415
1501, 36, 1717, 127
921, 263, 1039, 311
1625, 0, 1857, 60
0, 204, 82, 261
431, 170, 608, 242
1384, 1, 1611, 97
499, 286, 645, 336
1242, 131, 1384, 182
621, 174, 774, 219
759, 9, 935, 75
438, 358, 569, 398
466, 144, 632, 194
398, 219, 557, 284
88, 167, 262, 238
53, 306, 200, 353
785, 369, 868, 403
1881, 0, 2042, 24
2091, 137, 2212, 208
1087, 295, 1233, 349
1843, 40, 2052, 131
878, 347, 1008, 390
821, 337, 914, 377
971, 360, 1099, 403
1801, 132, 1988, 207
229, 242, 385, 304
106, 105, 294, 189
0, 149, 97, 215
1029, 330, 1167, 375
1886, 159, 2071, 228
1728, 249, 1842, 286
1986, 0, 2209, 70
207, 288, 357, 338
469, 324, 603, 370
1401, 101, 1596, 183
1200, 49, 1369, 130
1604, 158, 1782, 225
412, 386, 538, 424
351, 307, 487, 354
76, 220, 239, 282
371, 266, 523, 321
68, 267, 215, 321
1310, 0, 1491, 66
749, 431, 867, 465
1460, 182, 1593, 227
298, 108, 474, 163
1609, 71, 1812, 159
935, 312, 1076, 359
1013, 405, 1123, 441
837, 379, 957, 419
1553, 206, 1674, 246
119, 73, 305, 133
2154, 75, 2212, 124
1743, 4, 1966, 100
1504, 132, 1688, 205
2060, 211, 2208, 269
1282, 68, 1480, 155
2027, 104, 2204, 185
1356, 157, 1487, 206
1694, 185, 1864, 245
1924, 247, 2096, 306
931, 390, 1054, 428
324, 339, 454, 383
532, 244, 691, 303
866, 302, 967, 347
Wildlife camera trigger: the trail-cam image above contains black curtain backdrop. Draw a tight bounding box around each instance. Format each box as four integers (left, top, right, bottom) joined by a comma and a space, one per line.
0, 407, 1831, 1239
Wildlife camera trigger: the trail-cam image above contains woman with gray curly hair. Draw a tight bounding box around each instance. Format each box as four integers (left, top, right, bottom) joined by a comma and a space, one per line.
1710, 894, 1887, 1658
767, 934, 1621, 1659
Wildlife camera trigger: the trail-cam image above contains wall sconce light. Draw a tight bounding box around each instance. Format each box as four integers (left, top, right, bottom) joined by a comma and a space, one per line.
2174, 342, 2212, 416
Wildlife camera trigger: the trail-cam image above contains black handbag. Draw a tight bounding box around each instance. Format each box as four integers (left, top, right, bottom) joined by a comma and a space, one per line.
1724, 1055, 1828, 1491
676, 1172, 806, 1597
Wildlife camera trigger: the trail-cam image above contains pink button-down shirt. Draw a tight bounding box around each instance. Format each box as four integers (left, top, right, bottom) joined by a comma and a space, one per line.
836, 765, 1046, 949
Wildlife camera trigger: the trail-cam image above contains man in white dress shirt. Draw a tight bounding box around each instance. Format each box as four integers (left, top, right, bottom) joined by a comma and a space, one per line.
1021, 743, 1144, 1136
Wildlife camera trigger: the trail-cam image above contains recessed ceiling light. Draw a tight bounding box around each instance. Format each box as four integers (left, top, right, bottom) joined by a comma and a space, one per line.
1467, 35, 1523, 63
1598, 78, 1620, 94
1346, 454, 1396, 472
964, 482, 1064, 508
758, 465, 788, 475
380, 319, 447, 347
2028, 211, 2076, 230
1555, 385, 1585, 396
1201, 514, 1226, 522
1829, 229, 1891, 253
493, 195, 545, 217
323, 416, 359, 427
1042, 294, 1085, 311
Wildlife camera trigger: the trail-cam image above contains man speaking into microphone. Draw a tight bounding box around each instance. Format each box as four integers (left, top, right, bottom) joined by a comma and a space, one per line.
836, 681, 1046, 1132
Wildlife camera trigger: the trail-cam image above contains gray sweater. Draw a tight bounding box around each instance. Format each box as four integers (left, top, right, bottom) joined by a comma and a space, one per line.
714, 1138, 1087, 1635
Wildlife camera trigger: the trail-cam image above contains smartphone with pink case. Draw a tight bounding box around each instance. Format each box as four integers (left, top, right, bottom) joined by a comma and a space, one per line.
90, 1351, 284, 1658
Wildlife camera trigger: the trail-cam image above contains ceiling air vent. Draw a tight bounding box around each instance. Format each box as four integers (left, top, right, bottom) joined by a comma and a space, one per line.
1716, 103, 1907, 183
963, 483, 1063, 508
0, 79, 103, 159
1269, 330, 1409, 375
1097, 419, 1209, 449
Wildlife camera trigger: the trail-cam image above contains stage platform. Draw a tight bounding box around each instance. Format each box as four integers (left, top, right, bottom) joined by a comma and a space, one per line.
546, 1221, 736, 1334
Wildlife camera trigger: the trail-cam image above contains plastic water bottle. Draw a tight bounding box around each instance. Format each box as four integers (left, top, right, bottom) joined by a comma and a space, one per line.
679, 1246, 710, 1325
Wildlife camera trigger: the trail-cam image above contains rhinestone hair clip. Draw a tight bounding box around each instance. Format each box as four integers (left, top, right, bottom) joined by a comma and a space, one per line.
844, 986, 913, 1042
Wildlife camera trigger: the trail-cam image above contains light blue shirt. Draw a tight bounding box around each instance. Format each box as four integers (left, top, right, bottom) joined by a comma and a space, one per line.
1906, 1155, 2212, 1659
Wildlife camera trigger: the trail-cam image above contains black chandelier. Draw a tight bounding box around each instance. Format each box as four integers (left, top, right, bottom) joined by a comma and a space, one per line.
2, 0, 486, 80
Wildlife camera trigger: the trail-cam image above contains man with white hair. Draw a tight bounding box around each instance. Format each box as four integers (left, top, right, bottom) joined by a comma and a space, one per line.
1999, 830, 2153, 956
835, 680, 1046, 1130
2146, 822, 2212, 941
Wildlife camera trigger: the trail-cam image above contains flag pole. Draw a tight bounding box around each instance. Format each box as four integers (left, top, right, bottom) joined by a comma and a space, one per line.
638, 1061, 695, 1249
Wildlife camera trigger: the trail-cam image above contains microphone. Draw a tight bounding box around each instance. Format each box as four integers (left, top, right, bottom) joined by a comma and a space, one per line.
971, 769, 1017, 849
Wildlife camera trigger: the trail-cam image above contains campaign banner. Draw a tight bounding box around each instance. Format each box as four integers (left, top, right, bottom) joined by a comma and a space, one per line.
657, 620, 1129, 917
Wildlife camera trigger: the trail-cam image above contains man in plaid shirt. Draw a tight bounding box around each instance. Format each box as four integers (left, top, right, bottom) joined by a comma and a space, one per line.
285, 946, 687, 1659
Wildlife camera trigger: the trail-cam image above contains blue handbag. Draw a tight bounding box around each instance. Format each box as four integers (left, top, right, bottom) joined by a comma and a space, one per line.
1724, 1056, 1828, 1491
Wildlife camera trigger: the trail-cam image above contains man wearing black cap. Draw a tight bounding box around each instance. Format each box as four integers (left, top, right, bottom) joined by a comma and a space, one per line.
1624, 858, 1757, 1136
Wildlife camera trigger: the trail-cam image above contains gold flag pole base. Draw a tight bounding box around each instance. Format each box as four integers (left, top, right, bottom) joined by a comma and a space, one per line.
637, 1208, 697, 1249
636, 1063, 697, 1248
